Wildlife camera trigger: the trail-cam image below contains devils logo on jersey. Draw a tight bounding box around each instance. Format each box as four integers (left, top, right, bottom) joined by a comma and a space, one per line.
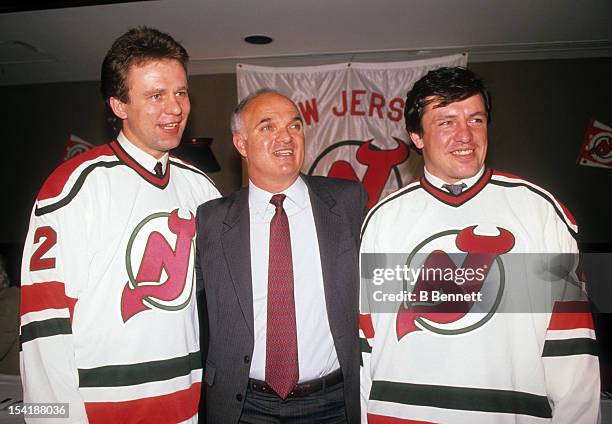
121, 208, 196, 322
308, 138, 411, 209
396, 225, 515, 340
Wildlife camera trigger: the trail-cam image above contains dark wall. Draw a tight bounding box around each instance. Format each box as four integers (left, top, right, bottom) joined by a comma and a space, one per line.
472, 59, 612, 245
1, 58, 611, 251
0, 73, 240, 249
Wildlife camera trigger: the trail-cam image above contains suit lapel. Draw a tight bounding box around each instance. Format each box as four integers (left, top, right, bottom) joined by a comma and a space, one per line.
221, 188, 254, 337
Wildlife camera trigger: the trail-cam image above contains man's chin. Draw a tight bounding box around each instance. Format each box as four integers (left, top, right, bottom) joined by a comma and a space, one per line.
160, 138, 182, 151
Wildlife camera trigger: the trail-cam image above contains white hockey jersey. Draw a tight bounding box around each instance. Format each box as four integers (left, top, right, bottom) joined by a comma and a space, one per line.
20, 140, 220, 423
360, 168, 600, 424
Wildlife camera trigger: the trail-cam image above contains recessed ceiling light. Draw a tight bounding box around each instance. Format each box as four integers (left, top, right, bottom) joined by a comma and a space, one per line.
244, 35, 273, 45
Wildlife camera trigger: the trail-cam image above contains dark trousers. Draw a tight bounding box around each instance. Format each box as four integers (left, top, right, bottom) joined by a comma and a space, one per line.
238, 381, 347, 424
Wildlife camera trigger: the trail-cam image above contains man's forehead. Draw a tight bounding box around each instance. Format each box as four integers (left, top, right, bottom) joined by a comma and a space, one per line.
126, 58, 187, 83
424, 94, 485, 113
243, 94, 300, 121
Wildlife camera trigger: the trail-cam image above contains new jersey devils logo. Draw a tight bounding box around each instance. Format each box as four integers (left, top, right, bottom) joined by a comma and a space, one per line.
308, 138, 410, 208
589, 131, 612, 163
121, 209, 196, 322
396, 225, 515, 340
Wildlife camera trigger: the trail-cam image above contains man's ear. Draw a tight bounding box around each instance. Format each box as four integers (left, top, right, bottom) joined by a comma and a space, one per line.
232, 134, 247, 158
409, 132, 425, 150
109, 97, 128, 120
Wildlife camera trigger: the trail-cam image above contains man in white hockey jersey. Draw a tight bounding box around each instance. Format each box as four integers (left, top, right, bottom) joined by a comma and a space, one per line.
20, 27, 220, 422
359, 67, 600, 423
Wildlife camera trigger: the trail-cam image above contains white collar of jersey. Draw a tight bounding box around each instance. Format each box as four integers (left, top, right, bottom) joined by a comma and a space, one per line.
117, 131, 169, 174
424, 166, 485, 191
248, 176, 308, 218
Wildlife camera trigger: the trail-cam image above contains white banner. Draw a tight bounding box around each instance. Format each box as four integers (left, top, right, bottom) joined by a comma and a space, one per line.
237, 54, 468, 208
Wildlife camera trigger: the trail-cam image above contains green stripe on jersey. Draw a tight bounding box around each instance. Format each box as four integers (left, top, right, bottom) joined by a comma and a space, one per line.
542, 338, 598, 357
360, 337, 372, 354
370, 381, 552, 418
21, 318, 72, 344
78, 351, 202, 388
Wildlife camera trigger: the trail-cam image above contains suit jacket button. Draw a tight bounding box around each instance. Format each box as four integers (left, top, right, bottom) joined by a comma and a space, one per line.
243, 355, 250, 363
236, 393, 243, 402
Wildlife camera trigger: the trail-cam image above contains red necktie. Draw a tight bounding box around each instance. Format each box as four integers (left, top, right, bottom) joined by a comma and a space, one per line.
265, 194, 299, 399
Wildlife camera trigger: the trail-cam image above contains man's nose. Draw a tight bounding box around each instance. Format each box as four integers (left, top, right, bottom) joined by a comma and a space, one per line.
165, 96, 183, 115
275, 126, 293, 143
455, 121, 472, 143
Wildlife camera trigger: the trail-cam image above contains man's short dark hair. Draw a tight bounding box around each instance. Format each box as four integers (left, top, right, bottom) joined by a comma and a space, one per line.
100, 26, 189, 133
404, 67, 492, 137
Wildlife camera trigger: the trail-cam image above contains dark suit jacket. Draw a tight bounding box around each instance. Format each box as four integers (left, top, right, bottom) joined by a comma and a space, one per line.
195, 175, 367, 424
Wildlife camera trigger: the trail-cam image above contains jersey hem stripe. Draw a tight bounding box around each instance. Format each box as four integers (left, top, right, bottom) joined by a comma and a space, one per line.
368, 413, 435, 424
84, 381, 200, 423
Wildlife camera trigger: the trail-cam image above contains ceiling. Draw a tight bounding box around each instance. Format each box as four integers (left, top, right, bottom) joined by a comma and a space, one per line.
1, 0, 611, 86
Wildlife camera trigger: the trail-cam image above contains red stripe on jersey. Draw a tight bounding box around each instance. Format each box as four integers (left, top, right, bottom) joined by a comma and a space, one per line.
360, 313, 375, 338
21, 281, 77, 321
368, 413, 435, 423
37, 144, 114, 201
85, 382, 200, 423
548, 301, 594, 330
110, 141, 170, 187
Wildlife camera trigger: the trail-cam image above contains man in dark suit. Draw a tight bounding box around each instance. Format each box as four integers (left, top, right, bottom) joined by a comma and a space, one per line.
195, 89, 366, 423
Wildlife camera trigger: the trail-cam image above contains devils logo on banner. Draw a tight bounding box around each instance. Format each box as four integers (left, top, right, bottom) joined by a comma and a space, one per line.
236, 54, 468, 207
63, 134, 95, 161
577, 119, 612, 169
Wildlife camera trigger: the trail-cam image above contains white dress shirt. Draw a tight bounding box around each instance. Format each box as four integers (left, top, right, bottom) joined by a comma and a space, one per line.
117, 131, 169, 174
424, 166, 485, 192
248, 176, 340, 382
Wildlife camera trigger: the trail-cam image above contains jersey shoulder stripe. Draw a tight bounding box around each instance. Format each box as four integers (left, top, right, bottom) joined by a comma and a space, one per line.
169, 155, 217, 188
360, 179, 421, 240
490, 171, 578, 238
37, 144, 116, 202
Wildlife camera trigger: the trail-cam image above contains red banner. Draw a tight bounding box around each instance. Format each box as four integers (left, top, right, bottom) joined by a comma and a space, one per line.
577, 119, 612, 169
63, 134, 95, 162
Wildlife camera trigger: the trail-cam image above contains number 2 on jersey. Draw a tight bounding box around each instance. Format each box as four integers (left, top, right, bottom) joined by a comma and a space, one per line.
30, 226, 57, 271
